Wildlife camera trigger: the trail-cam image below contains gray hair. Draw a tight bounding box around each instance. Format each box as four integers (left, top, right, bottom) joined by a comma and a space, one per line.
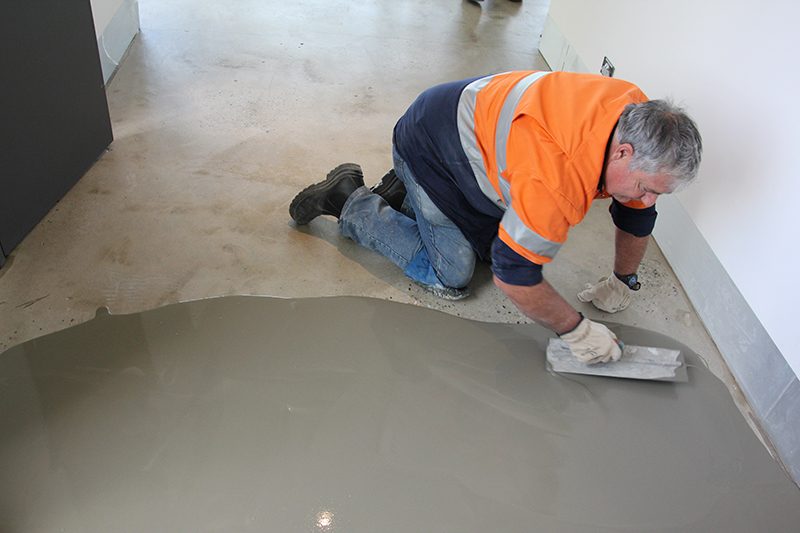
616, 99, 703, 188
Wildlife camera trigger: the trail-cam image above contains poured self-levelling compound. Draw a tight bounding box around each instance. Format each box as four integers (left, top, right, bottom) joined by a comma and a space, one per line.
1, 296, 798, 531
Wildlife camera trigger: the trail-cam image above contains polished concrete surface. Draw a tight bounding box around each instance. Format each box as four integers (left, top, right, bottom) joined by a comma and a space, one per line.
2, 296, 799, 532
0, 0, 784, 493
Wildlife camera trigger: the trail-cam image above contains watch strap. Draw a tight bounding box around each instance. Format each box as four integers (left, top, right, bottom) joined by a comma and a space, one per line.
614, 272, 641, 291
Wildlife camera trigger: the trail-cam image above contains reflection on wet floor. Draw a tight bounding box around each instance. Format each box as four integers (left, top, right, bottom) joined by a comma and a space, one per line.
1, 296, 798, 531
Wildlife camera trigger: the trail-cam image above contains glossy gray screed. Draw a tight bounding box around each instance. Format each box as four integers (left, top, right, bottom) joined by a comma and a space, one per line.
1, 296, 798, 532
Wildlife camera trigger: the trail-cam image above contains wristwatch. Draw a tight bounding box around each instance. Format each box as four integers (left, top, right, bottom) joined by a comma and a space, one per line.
614, 272, 641, 291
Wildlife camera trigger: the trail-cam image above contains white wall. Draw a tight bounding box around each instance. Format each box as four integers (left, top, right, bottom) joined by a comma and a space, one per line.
547, 0, 799, 377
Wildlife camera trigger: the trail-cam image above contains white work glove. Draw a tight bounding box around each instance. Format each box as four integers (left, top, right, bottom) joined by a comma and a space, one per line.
560, 317, 622, 364
577, 273, 631, 313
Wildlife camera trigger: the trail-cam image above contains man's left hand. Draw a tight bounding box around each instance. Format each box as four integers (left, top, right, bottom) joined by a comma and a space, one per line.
577, 274, 631, 313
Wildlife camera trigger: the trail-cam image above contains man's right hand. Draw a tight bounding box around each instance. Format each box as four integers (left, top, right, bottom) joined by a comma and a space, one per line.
559, 317, 622, 364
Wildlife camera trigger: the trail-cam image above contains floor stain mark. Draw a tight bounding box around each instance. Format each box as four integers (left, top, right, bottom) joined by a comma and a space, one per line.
16, 294, 50, 309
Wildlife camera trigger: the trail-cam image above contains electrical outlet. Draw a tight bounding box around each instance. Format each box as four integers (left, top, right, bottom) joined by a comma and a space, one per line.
601, 56, 615, 77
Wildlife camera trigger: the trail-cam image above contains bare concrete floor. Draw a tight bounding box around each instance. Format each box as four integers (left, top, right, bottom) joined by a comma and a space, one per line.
0, 1, 770, 455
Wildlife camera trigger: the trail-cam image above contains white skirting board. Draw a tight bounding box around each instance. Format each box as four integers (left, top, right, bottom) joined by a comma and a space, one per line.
97, 0, 139, 84
540, 14, 800, 484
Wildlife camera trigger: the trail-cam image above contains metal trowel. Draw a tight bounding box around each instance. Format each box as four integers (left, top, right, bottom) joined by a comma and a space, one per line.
546, 338, 688, 382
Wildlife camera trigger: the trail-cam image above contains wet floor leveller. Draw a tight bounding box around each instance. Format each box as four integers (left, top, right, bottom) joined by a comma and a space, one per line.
1, 296, 798, 531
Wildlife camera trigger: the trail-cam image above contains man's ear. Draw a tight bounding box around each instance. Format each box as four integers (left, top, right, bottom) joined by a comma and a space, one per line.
612, 142, 634, 162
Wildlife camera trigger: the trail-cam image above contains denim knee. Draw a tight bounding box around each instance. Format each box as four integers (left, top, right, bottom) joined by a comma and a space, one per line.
435, 248, 476, 288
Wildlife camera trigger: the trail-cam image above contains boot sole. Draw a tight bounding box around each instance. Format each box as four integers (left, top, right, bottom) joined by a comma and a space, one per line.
289, 163, 364, 225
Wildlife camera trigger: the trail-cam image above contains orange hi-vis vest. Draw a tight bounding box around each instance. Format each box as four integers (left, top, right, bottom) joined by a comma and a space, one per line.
457, 71, 647, 265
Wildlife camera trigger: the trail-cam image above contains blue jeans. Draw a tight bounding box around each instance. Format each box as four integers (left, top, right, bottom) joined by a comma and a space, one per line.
339, 149, 476, 289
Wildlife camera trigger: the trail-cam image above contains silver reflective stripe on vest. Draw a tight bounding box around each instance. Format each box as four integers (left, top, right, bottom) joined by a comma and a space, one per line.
457, 71, 562, 260
501, 206, 562, 259
494, 70, 551, 188
457, 75, 505, 209
457, 71, 551, 211
493, 71, 561, 259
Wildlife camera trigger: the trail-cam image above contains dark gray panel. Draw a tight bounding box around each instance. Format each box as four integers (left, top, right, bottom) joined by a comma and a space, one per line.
0, 0, 113, 257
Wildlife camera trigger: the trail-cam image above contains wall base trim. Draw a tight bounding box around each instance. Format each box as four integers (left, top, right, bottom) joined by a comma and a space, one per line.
653, 196, 800, 484
98, 0, 139, 85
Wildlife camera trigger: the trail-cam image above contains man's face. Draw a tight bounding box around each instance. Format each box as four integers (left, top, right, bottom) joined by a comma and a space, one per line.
604, 141, 675, 207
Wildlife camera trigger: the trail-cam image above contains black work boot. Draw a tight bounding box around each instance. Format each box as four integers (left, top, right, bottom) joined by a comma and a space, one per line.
289, 163, 365, 225
370, 168, 407, 212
